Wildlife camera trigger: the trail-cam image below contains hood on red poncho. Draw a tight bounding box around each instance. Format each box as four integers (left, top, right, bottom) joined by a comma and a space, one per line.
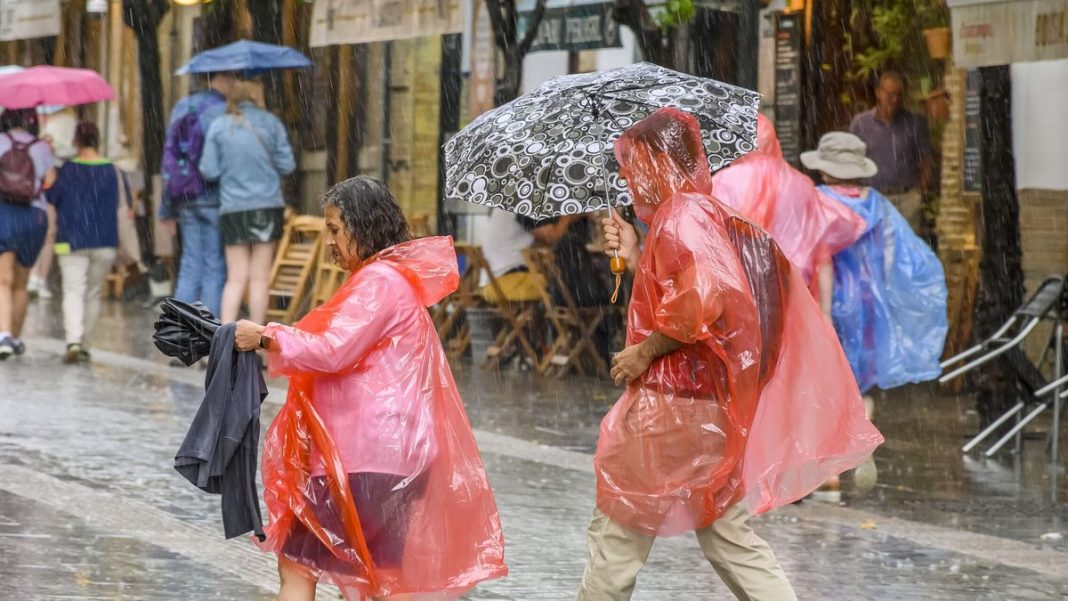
614, 107, 714, 225
365, 236, 460, 308
750, 113, 783, 161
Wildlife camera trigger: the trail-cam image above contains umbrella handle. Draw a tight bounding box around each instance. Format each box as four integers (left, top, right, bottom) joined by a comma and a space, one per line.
607, 207, 626, 304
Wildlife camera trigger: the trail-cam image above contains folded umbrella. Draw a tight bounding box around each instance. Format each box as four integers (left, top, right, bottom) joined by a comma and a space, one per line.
0, 66, 113, 110
177, 39, 311, 76
153, 299, 221, 366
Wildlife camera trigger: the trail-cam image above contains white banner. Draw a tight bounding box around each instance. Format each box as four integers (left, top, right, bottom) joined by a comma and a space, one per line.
0, 0, 60, 42
310, 0, 463, 47
950, 0, 1068, 67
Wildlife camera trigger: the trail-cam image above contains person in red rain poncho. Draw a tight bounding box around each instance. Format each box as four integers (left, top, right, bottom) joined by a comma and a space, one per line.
576, 109, 883, 601
234, 176, 506, 601
711, 113, 866, 317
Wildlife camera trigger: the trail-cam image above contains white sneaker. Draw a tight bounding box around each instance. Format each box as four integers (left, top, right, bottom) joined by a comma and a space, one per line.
28, 276, 52, 299
0, 336, 13, 361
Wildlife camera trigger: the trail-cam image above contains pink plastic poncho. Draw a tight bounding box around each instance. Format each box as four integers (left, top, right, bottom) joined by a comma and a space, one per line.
595, 108, 883, 537
258, 236, 507, 600
711, 114, 865, 302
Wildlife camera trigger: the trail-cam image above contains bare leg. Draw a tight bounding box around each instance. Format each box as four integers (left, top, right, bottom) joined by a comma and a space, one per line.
0, 252, 15, 334
276, 557, 317, 601
11, 262, 31, 337
31, 205, 56, 283
221, 244, 251, 323
247, 241, 275, 324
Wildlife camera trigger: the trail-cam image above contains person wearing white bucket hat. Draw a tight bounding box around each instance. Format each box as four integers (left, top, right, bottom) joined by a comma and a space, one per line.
802, 131, 948, 501
800, 132, 878, 181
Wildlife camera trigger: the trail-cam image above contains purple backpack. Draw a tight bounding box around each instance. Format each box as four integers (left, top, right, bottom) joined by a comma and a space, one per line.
162, 94, 223, 201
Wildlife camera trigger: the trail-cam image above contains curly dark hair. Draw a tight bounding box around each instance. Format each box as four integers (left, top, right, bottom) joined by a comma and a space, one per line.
321, 175, 411, 260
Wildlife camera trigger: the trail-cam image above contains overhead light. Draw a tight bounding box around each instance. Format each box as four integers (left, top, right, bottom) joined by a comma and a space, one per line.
173, 0, 204, 6
87, 0, 108, 12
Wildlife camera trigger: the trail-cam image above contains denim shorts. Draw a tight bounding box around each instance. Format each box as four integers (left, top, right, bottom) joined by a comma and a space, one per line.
0, 202, 47, 267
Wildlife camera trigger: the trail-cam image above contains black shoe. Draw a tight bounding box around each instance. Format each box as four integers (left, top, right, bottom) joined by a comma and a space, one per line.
0, 336, 13, 361
11, 338, 25, 356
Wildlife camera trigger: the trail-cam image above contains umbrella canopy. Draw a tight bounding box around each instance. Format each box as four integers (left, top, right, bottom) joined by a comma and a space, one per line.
443, 62, 760, 221
177, 39, 311, 76
0, 66, 114, 110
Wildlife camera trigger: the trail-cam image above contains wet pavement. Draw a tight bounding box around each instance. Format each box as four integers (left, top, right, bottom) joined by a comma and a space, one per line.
2, 297, 1068, 599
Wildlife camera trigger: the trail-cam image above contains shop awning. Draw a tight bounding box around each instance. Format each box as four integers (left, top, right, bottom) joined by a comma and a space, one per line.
0, 0, 60, 42
949, 0, 1068, 67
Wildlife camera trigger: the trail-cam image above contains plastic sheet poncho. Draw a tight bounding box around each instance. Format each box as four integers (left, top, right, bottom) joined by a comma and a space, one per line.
597, 108, 883, 536
711, 114, 866, 302
258, 236, 507, 600
820, 185, 949, 393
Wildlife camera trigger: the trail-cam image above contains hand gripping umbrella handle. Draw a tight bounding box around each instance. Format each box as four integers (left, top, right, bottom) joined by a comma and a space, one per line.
608, 207, 626, 304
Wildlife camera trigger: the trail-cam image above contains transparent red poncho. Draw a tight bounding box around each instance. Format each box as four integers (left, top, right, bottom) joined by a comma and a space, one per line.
710, 114, 865, 302
257, 236, 507, 599
596, 108, 883, 536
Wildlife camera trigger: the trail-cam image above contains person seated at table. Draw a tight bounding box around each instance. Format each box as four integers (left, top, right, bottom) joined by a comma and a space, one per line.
548, 214, 619, 365
477, 208, 559, 303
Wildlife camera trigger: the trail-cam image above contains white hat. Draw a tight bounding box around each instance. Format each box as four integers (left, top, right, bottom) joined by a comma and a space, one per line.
800, 132, 878, 180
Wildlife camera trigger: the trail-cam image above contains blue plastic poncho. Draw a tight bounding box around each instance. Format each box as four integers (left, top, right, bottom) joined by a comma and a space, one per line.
819, 185, 948, 393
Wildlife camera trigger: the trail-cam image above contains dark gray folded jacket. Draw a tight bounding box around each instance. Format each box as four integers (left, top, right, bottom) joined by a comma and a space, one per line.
174, 322, 267, 540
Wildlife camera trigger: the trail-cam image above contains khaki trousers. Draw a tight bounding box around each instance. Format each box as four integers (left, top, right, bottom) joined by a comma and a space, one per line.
884, 188, 923, 234
58, 247, 117, 346
576, 505, 798, 601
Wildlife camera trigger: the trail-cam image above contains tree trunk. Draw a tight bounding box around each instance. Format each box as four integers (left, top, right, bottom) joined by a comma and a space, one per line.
122, 0, 168, 262
486, 0, 546, 106
612, 0, 673, 69
193, 1, 237, 53
972, 65, 1027, 427
494, 47, 524, 106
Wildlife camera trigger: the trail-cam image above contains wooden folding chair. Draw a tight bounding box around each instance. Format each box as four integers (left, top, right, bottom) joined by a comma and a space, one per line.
525, 247, 611, 378
265, 216, 325, 324
311, 234, 349, 309
479, 252, 544, 371
432, 243, 483, 358
409, 213, 433, 238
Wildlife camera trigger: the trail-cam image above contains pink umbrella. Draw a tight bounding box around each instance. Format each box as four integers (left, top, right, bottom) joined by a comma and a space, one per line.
0, 65, 114, 109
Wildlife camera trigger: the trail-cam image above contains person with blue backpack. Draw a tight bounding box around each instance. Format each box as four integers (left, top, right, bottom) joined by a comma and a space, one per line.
160, 71, 236, 319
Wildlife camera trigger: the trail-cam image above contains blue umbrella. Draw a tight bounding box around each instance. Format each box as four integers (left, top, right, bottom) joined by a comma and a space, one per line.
176, 40, 311, 76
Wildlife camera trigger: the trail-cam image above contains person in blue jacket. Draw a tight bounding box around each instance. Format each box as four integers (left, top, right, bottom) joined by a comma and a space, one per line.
199, 79, 295, 327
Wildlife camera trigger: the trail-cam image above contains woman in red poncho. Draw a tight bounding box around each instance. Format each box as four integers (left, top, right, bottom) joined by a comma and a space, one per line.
234, 176, 507, 601
576, 109, 882, 600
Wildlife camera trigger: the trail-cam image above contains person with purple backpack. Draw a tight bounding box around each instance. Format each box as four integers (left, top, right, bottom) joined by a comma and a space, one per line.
159, 72, 236, 319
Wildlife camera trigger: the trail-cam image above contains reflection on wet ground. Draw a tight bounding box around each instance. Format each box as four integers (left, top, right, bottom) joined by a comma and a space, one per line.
4, 298, 1067, 598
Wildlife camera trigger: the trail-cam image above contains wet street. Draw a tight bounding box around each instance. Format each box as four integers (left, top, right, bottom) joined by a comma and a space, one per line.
3, 299, 1068, 600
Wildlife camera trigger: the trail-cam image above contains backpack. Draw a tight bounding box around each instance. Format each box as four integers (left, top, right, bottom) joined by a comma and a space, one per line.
162, 93, 223, 202
0, 133, 39, 204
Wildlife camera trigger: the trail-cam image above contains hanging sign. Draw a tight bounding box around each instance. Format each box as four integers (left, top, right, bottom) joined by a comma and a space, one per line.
773, 11, 802, 167
0, 0, 60, 42
949, 0, 1068, 68
517, 1, 621, 52
310, 0, 463, 47
962, 69, 982, 193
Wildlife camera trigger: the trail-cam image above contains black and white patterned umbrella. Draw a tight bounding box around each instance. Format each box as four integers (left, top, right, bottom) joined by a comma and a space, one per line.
443, 62, 760, 221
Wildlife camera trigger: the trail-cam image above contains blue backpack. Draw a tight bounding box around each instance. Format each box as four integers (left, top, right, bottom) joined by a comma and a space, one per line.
162, 94, 223, 201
